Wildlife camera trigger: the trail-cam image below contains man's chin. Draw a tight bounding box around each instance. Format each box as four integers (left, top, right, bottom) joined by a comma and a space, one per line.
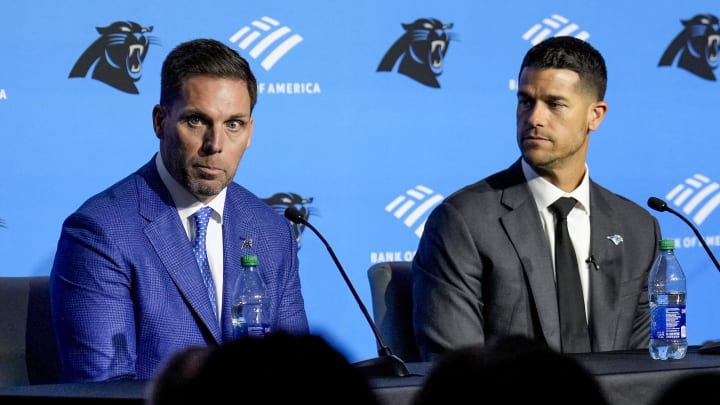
521, 150, 542, 163
189, 180, 225, 200
522, 152, 555, 170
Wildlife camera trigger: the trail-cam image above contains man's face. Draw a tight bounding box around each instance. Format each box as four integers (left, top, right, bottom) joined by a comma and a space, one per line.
515, 67, 605, 176
153, 75, 254, 203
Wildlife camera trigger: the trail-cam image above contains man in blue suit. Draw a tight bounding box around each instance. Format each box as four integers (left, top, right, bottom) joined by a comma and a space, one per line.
50, 38, 309, 382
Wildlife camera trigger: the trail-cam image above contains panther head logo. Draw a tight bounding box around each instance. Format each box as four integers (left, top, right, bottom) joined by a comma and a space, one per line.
377, 18, 455, 88
69, 21, 159, 94
658, 14, 720, 81
262, 192, 315, 246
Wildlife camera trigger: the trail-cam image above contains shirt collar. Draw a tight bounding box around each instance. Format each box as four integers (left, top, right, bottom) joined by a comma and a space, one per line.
155, 153, 226, 222
521, 158, 590, 215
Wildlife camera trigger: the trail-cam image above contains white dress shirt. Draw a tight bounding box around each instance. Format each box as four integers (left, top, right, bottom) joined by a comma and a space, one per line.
522, 158, 592, 321
155, 153, 226, 321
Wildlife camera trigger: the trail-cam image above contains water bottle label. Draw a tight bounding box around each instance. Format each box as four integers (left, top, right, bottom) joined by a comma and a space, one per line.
232, 323, 271, 339
247, 324, 271, 338
650, 304, 686, 339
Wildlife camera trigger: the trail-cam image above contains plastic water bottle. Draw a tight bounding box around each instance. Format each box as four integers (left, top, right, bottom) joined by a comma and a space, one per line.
231, 255, 270, 339
649, 239, 687, 360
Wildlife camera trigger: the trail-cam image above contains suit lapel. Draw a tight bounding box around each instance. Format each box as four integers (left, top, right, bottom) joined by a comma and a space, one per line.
500, 163, 562, 351
137, 161, 222, 343
587, 185, 625, 350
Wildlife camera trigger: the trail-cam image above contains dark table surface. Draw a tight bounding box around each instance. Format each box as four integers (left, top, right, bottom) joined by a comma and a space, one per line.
1, 346, 720, 405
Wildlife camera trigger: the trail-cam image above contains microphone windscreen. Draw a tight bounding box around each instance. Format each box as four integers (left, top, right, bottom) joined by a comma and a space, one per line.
647, 197, 668, 212
284, 206, 307, 224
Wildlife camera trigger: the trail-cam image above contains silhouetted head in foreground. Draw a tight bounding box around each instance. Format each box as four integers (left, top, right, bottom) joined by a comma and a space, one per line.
412, 335, 608, 405
148, 332, 380, 405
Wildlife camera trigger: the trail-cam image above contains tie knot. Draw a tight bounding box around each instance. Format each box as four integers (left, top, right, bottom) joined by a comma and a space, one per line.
193, 207, 213, 234
549, 197, 577, 219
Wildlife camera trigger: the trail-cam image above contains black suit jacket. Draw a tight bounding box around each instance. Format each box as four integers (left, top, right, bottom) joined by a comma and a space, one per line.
412, 159, 661, 361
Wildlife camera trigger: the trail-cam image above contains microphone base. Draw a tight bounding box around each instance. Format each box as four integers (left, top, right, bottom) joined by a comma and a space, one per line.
352, 354, 411, 377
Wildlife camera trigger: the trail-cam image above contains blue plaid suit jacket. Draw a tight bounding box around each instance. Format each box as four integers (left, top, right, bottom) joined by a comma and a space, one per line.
50, 156, 309, 382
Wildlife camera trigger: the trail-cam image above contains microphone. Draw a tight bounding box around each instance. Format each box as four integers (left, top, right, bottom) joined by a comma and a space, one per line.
585, 255, 600, 271
646, 197, 720, 272
284, 206, 410, 377
647, 196, 720, 354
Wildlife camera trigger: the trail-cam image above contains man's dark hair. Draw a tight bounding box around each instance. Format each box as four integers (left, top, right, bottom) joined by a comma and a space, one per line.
519, 36, 607, 101
159, 38, 258, 112
412, 335, 608, 405
180, 332, 380, 405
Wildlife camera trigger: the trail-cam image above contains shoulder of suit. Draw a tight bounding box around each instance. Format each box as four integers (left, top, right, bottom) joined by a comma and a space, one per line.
590, 181, 653, 217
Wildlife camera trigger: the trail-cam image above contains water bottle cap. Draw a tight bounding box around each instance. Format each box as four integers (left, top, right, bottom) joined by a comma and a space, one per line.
659, 239, 675, 250
241, 255, 258, 267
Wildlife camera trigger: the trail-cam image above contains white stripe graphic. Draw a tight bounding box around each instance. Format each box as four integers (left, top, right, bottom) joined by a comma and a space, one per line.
666, 174, 720, 225
261, 35, 303, 70
250, 26, 291, 58
405, 194, 443, 227
386, 185, 444, 238
228, 16, 303, 71
522, 14, 590, 45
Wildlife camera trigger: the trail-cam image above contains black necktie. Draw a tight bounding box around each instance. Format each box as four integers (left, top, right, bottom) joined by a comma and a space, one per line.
549, 197, 590, 353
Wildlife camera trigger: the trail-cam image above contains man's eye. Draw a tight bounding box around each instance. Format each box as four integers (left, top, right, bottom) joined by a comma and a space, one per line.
187, 116, 203, 127
517, 98, 532, 108
226, 120, 245, 131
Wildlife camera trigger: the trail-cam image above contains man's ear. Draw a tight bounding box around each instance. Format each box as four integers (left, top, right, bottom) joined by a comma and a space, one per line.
588, 101, 608, 131
152, 105, 165, 138
245, 117, 254, 149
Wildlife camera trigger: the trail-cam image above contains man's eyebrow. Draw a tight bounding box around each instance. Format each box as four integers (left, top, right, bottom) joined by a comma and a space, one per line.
179, 107, 206, 117
516, 90, 533, 99
228, 113, 252, 120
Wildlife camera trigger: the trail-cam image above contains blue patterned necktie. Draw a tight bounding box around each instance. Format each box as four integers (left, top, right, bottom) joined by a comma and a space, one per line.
192, 207, 219, 319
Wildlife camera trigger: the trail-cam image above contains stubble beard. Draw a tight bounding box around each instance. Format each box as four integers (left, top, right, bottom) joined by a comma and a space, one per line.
183, 168, 231, 200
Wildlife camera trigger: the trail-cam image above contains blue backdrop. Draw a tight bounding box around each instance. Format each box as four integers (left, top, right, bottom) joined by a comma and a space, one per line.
2, 0, 720, 363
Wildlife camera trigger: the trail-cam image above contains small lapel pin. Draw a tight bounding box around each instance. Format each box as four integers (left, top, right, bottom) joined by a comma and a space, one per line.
607, 234, 624, 246
242, 239, 253, 249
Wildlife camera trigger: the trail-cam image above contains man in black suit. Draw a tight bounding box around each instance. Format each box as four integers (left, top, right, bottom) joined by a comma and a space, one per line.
412, 36, 661, 361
